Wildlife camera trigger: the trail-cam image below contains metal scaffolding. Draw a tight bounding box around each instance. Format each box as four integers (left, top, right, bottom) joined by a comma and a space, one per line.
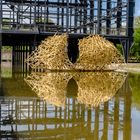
0, 0, 134, 35
0, 0, 135, 62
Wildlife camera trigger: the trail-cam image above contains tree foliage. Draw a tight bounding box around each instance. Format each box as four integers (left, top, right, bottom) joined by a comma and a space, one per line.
134, 16, 140, 29
134, 27, 140, 43
130, 16, 140, 60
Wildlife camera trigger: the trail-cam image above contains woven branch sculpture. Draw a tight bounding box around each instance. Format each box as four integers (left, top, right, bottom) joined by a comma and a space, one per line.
25, 34, 124, 70
25, 72, 73, 107
76, 35, 124, 70
25, 72, 126, 108
75, 72, 126, 108
25, 34, 73, 70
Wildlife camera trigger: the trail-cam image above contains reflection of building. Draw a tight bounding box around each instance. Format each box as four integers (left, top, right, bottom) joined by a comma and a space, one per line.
0, 74, 131, 140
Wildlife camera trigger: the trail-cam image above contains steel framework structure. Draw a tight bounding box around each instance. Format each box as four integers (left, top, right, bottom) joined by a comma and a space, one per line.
0, 0, 135, 62
0, 0, 134, 35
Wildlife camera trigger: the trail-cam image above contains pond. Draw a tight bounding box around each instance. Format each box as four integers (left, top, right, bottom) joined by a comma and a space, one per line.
0, 61, 140, 140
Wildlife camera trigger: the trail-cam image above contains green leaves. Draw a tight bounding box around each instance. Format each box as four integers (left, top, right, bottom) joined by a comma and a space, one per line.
130, 17, 140, 60
134, 16, 140, 28
134, 27, 140, 43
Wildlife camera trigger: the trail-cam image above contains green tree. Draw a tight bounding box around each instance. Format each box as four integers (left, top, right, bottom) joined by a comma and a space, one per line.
130, 16, 140, 60
134, 16, 140, 29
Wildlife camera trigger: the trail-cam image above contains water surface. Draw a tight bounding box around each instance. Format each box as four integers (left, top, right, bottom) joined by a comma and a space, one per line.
0, 61, 140, 140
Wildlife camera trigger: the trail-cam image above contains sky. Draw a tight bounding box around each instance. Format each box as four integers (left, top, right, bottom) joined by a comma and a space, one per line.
135, 0, 140, 16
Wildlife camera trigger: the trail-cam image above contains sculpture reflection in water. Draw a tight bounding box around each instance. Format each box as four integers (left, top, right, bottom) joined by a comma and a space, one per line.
25, 72, 72, 107
0, 71, 131, 140
25, 71, 127, 108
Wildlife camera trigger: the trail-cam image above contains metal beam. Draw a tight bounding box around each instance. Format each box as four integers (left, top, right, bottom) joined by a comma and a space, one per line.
83, 0, 87, 33
117, 0, 122, 35
0, 0, 2, 31
0, 0, 2, 64
127, 0, 135, 37
121, 39, 133, 63
66, 0, 69, 33
0, 33, 2, 64
97, 0, 102, 34
90, 0, 94, 34
106, 0, 111, 34
74, 0, 78, 33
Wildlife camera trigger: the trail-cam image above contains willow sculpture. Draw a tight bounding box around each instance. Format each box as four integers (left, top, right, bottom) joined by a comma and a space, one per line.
25, 71, 126, 108
76, 35, 124, 70
25, 34, 72, 70
25, 72, 73, 107
25, 34, 123, 70
75, 72, 126, 108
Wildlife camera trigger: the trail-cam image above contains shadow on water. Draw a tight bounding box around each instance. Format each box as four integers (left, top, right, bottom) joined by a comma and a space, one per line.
0, 56, 134, 139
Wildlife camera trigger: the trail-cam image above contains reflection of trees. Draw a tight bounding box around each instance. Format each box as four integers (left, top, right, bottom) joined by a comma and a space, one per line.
25, 71, 126, 108
129, 73, 140, 108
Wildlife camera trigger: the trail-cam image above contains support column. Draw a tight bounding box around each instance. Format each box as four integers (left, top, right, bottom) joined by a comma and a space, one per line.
87, 109, 91, 132
97, 0, 102, 34
94, 107, 99, 140
46, 0, 49, 23
127, 0, 135, 37
83, 0, 87, 33
0, 0, 2, 65
106, 0, 111, 34
57, 0, 60, 26
0, 0, 2, 31
0, 34, 2, 65
123, 77, 132, 140
12, 45, 15, 66
0, 34, 1, 87
113, 95, 119, 140
34, 0, 37, 29
25, 42, 28, 73
22, 43, 25, 75
121, 39, 133, 63
90, 0, 94, 34
66, 0, 69, 33
62, 0, 64, 31
30, 35, 36, 54
74, 0, 78, 33
117, 0, 122, 35
102, 102, 109, 140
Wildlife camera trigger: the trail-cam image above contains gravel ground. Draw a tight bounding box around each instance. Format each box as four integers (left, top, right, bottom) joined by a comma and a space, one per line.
117, 63, 140, 73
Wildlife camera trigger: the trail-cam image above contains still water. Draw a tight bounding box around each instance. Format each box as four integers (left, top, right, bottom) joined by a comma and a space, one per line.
0, 61, 140, 140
